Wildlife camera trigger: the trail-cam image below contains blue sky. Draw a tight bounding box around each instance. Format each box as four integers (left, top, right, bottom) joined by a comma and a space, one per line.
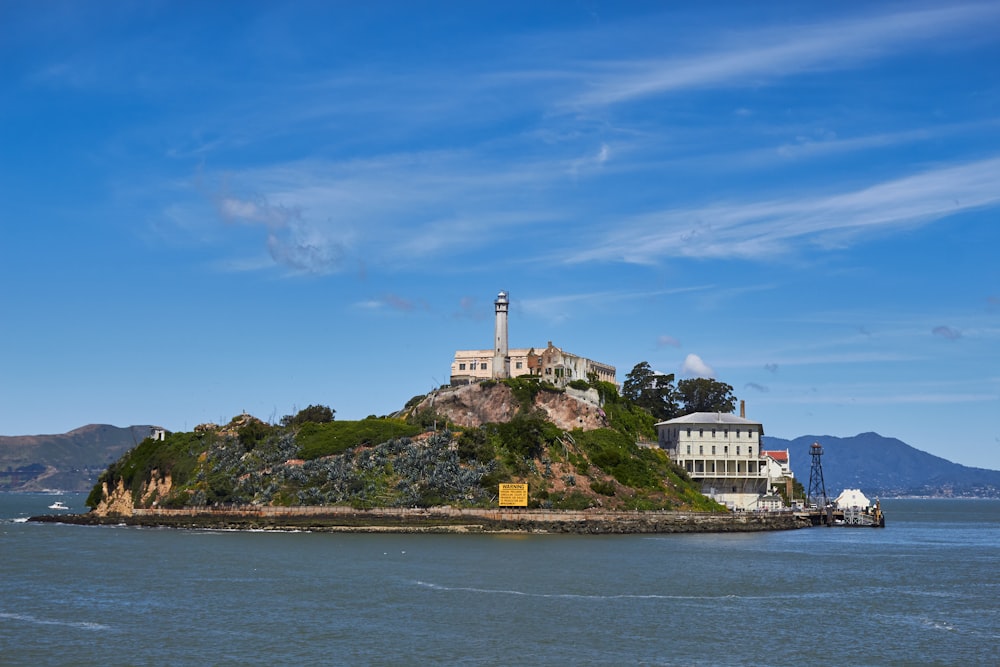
2, 2, 998, 470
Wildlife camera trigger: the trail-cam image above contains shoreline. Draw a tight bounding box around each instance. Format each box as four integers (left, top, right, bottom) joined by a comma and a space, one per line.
29, 506, 812, 534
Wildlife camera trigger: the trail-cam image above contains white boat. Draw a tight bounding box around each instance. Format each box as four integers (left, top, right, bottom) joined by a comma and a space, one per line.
48, 501, 69, 510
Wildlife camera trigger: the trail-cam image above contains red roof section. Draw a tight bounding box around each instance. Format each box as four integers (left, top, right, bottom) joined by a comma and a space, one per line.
762, 450, 788, 462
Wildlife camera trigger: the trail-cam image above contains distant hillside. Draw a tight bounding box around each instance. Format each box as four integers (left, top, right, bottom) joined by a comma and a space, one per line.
0, 425, 155, 492
763, 432, 1000, 498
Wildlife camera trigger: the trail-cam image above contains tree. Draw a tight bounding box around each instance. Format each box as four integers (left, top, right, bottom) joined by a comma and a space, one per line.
281, 404, 336, 427
676, 378, 736, 414
622, 362, 679, 421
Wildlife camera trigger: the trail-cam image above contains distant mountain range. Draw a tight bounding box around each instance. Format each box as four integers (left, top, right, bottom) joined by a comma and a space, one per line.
764, 432, 1000, 499
3, 424, 999, 498
0, 424, 155, 492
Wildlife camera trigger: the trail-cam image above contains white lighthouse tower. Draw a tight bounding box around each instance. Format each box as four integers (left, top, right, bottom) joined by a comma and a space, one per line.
492, 290, 510, 379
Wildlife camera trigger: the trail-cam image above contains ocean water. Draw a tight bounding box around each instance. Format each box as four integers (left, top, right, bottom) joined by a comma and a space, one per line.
2, 495, 997, 666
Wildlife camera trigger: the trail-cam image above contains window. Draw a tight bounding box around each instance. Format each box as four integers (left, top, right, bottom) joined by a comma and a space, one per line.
686, 445, 691, 455
515, 361, 523, 369
736, 429, 741, 438
737, 446, 741, 455
711, 445, 716, 455
687, 429, 691, 437
480, 363, 487, 370
748, 446, 753, 456
699, 429, 704, 437
712, 429, 716, 438
724, 446, 728, 454
699, 445, 703, 454
459, 363, 466, 370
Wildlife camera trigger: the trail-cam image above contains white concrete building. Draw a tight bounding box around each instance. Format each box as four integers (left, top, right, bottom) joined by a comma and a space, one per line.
450, 291, 615, 387
655, 412, 774, 510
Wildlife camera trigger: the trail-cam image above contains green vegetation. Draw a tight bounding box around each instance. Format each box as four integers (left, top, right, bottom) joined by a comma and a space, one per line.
501, 376, 562, 413
86, 430, 212, 507
622, 362, 737, 421
280, 404, 335, 427
296, 419, 421, 460
88, 375, 733, 515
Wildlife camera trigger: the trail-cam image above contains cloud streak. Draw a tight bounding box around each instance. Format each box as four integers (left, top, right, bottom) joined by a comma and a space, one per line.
566, 156, 1000, 264
569, 4, 1000, 107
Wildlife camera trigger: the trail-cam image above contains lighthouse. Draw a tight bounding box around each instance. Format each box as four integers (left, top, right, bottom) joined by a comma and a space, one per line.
492, 290, 510, 379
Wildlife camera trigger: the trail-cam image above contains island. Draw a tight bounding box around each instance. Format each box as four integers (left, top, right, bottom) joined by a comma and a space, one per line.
32, 377, 810, 533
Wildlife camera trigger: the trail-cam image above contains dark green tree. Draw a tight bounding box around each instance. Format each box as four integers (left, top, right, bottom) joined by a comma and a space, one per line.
622, 362, 679, 421
281, 404, 336, 427
676, 378, 736, 414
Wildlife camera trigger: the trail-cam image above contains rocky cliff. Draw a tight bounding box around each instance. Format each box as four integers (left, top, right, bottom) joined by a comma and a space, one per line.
409, 382, 608, 431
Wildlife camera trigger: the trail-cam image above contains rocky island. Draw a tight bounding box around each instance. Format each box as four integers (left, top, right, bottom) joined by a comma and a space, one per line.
34, 378, 809, 533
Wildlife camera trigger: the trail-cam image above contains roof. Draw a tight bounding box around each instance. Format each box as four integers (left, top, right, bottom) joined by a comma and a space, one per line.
655, 412, 763, 428
834, 488, 871, 508
762, 449, 788, 462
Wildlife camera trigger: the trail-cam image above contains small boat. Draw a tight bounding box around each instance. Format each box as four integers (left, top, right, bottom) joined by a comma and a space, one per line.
48, 501, 69, 510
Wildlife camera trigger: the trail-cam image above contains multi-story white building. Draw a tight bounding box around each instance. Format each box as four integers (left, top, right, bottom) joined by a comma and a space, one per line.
450, 291, 616, 388
656, 411, 779, 510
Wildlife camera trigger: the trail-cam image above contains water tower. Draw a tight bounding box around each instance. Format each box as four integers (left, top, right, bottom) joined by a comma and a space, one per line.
806, 442, 828, 507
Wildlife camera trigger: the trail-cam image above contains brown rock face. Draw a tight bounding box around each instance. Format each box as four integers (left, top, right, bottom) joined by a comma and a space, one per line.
412, 382, 608, 431
93, 478, 134, 517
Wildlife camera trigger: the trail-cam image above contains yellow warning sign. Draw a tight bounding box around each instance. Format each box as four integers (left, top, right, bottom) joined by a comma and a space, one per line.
499, 483, 528, 507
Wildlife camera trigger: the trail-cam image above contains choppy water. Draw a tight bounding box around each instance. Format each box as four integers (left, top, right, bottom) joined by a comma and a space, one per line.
2, 495, 998, 666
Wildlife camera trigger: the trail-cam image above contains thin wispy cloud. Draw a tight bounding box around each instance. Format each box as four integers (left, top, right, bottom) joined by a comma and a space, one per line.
353, 294, 428, 313
778, 391, 995, 406
656, 335, 681, 348
566, 156, 1000, 264
570, 4, 1000, 107
932, 325, 963, 341
454, 296, 487, 321
197, 151, 583, 274
519, 286, 712, 322
214, 190, 345, 275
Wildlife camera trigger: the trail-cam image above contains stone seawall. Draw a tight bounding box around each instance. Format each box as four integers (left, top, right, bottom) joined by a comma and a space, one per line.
32, 506, 811, 534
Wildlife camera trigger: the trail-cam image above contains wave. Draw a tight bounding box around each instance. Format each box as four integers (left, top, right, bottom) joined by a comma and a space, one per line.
0, 612, 112, 632
413, 581, 745, 601
411, 580, 850, 603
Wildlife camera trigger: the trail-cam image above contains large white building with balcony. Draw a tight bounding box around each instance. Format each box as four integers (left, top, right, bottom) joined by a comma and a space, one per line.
655, 411, 782, 510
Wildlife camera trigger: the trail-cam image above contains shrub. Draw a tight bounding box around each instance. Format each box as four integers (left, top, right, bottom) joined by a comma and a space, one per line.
550, 491, 594, 510
238, 420, 274, 449
295, 419, 421, 460
590, 479, 616, 496
574, 428, 666, 492
281, 404, 336, 428
456, 427, 495, 462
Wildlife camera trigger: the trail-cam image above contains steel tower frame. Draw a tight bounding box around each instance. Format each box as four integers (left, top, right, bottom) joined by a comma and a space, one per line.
806, 442, 828, 507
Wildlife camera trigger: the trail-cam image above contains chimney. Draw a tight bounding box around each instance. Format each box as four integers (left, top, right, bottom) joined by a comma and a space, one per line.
740, 400, 745, 418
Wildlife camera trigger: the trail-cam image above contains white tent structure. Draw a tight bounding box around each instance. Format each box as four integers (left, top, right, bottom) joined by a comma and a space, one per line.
834, 488, 871, 509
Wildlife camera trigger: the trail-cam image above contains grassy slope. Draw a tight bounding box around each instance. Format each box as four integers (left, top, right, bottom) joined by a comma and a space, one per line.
87, 413, 721, 512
